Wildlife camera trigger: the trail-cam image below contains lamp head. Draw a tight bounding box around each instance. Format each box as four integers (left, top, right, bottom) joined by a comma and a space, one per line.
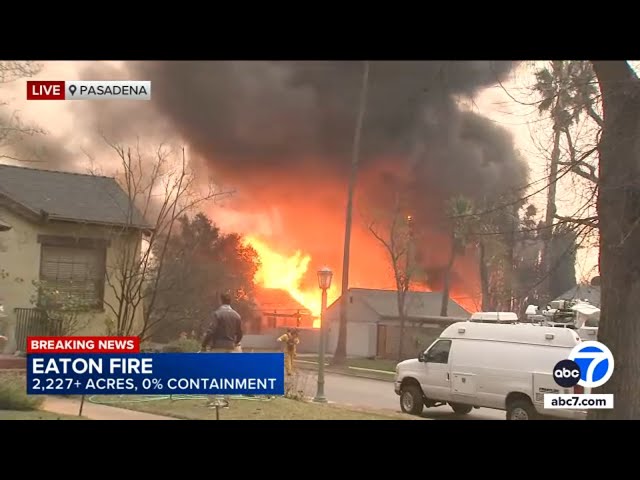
317, 266, 333, 290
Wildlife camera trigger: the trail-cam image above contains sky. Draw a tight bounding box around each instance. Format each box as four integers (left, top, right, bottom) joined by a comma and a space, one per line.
0, 60, 601, 284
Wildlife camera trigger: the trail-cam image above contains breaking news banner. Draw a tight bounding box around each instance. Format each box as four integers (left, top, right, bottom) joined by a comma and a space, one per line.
26, 80, 151, 101
28, 353, 285, 396
26, 338, 285, 396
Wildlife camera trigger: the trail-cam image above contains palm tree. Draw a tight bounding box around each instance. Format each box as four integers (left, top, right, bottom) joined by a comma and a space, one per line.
533, 61, 599, 302
440, 195, 474, 316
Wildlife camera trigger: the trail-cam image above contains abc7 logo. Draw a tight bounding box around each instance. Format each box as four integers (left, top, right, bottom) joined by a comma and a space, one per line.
553, 341, 614, 389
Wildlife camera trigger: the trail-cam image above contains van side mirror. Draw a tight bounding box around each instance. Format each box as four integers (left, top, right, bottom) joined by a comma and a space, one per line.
418, 352, 426, 362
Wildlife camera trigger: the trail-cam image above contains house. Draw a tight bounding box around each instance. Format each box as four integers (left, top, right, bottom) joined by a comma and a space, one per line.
325, 288, 471, 360
0, 164, 152, 353
554, 284, 601, 308
250, 287, 314, 333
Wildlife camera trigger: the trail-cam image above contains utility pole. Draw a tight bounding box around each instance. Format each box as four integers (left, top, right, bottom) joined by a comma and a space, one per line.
332, 60, 370, 365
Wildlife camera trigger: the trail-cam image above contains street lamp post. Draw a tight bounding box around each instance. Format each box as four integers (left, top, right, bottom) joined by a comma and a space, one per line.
314, 266, 333, 403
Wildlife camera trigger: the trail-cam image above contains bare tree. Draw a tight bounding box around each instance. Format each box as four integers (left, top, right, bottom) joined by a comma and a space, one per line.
366, 194, 421, 360
0, 61, 45, 162
100, 140, 233, 341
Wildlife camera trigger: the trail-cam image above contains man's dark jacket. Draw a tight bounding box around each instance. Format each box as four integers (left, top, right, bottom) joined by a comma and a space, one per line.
201, 305, 243, 350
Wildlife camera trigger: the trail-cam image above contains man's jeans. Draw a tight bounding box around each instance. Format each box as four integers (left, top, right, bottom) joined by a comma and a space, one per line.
206, 348, 236, 405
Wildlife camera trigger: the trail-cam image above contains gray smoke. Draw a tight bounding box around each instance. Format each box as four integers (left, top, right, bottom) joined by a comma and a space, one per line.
0, 110, 73, 170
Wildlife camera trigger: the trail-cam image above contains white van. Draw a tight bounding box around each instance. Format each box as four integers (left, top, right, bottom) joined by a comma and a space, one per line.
469, 312, 518, 324
394, 322, 587, 420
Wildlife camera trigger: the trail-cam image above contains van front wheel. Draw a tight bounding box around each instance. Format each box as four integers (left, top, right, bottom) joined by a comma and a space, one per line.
400, 384, 424, 415
450, 403, 473, 415
506, 399, 537, 420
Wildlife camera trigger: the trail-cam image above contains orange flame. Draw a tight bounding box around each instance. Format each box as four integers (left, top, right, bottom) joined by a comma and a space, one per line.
244, 236, 339, 328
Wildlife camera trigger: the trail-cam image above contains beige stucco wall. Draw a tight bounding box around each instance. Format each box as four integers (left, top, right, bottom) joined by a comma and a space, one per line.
0, 207, 144, 353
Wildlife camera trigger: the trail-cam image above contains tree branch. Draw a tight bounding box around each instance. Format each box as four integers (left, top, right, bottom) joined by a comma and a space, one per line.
554, 214, 599, 229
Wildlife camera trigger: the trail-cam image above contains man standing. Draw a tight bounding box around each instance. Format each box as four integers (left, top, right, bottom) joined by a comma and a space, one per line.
201, 293, 243, 353
200, 293, 243, 407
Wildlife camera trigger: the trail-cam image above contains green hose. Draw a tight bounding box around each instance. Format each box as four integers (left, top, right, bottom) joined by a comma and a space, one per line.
87, 394, 275, 404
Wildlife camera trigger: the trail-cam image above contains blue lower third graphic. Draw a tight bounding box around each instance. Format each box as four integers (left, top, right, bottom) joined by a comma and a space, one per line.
27, 353, 285, 396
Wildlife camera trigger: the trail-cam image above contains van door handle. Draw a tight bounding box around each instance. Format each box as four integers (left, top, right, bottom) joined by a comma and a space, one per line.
447, 373, 450, 381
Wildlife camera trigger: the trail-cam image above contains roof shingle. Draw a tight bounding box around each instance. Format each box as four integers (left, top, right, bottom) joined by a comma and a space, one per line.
0, 164, 151, 229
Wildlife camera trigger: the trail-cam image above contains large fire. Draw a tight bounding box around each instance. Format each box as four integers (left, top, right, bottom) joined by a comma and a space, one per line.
222, 172, 480, 328
243, 232, 478, 330
244, 236, 340, 328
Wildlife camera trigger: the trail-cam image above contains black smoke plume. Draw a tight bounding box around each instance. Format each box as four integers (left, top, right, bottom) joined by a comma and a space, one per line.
75, 61, 529, 292
77, 61, 527, 197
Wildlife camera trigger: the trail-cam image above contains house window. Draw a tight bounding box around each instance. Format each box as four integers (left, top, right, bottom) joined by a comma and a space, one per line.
39, 239, 107, 310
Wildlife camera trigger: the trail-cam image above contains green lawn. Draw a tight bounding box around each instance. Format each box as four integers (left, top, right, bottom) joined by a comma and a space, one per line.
96, 395, 416, 420
346, 358, 398, 372
0, 410, 85, 420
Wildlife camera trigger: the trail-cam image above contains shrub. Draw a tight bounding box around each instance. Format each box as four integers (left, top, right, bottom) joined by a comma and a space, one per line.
0, 373, 44, 410
284, 370, 311, 401
162, 338, 201, 353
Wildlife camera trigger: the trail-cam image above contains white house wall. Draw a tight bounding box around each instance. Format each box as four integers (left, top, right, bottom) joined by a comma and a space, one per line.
326, 322, 377, 358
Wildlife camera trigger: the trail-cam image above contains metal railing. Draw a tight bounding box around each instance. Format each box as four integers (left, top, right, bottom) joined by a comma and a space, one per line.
14, 308, 63, 352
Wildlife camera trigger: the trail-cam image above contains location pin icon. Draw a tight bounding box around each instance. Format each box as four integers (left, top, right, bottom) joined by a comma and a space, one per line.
69, 85, 77, 96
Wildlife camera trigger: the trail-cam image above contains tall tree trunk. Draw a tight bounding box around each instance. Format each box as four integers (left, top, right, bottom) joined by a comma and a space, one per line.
479, 242, 491, 311
440, 232, 457, 316
504, 212, 516, 311
333, 61, 369, 366
590, 61, 640, 419
540, 126, 562, 303
397, 290, 405, 361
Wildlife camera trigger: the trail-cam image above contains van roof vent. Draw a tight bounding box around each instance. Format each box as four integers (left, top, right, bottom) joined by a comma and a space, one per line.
458, 327, 466, 334
545, 333, 555, 340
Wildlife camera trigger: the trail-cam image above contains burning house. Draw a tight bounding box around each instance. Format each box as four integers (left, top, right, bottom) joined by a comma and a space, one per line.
249, 287, 315, 333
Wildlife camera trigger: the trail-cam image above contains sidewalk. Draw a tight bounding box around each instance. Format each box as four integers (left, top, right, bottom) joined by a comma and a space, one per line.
42, 396, 177, 420
295, 359, 395, 382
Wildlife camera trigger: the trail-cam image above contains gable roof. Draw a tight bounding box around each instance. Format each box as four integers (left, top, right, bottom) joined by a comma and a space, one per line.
331, 288, 471, 319
0, 164, 151, 229
554, 284, 601, 307
254, 287, 309, 313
